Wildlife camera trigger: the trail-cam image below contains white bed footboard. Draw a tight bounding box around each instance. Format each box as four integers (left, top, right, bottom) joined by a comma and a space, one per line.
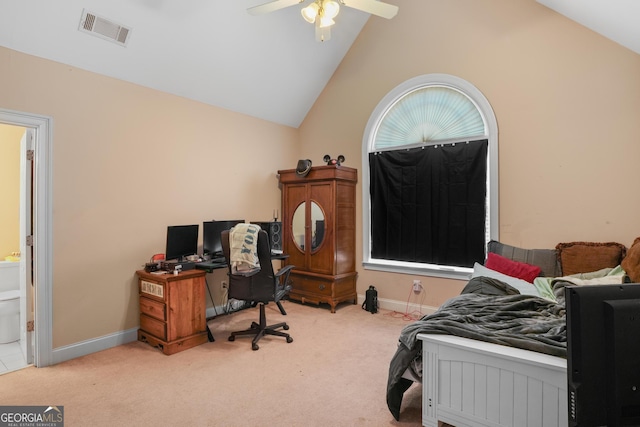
418, 334, 567, 427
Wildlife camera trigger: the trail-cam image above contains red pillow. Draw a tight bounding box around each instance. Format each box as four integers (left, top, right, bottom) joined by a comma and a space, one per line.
485, 252, 541, 283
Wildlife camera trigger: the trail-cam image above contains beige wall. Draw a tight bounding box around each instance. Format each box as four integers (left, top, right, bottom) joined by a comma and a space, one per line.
0, 124, 24, 258
299, 0, 640, 305
0, 46, 299, 347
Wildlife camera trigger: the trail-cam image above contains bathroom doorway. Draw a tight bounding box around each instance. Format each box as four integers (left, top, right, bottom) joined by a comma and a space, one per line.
0, 123, 30, 373
0, 108, 53, 370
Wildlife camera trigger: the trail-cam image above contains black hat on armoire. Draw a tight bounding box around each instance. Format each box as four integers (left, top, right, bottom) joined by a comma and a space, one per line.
296, 159, 312, 177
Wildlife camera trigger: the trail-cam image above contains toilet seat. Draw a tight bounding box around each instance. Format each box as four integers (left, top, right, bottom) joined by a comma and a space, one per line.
0, 290, 20, 301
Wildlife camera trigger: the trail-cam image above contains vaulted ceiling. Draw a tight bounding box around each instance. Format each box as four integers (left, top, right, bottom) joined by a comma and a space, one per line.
1, 1, 637, 128
536, 0, 640, 57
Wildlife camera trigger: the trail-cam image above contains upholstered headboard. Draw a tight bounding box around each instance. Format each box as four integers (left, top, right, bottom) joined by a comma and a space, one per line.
487, 240, 561, 278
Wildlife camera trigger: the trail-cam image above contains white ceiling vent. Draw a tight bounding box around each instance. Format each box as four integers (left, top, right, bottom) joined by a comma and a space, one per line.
78, 9, 131, 46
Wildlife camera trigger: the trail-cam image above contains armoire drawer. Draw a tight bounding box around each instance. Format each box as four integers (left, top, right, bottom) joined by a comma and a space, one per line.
291, 274, 333, 297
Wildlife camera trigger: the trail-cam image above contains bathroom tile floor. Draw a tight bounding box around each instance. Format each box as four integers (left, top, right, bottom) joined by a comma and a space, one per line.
0, 341, 28, 374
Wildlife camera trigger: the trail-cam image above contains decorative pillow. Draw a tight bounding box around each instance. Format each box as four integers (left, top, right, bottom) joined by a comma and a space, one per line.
621, 237, 640, 282
487, 240, 561, 277
561, 274, 625, 287
485, 252, 541, 283
555, 241, 627, 276
472, 263, 540, 297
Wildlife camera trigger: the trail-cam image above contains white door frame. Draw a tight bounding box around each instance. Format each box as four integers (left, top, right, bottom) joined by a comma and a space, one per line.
0, 108, 53, 367
19, 129, 34, 364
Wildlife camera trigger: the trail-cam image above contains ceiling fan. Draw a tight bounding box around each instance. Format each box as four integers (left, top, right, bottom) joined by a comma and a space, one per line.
248, 0, 399, 42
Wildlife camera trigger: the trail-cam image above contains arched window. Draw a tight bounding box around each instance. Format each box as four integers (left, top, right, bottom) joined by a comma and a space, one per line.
361, 74, 498, 279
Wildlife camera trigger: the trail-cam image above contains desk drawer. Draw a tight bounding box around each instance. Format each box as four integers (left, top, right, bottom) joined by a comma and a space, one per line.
140, 314, 166, 340
140, 297, 166, 321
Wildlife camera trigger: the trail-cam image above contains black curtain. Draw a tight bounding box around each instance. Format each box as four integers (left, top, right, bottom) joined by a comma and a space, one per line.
369, 139, 487, 268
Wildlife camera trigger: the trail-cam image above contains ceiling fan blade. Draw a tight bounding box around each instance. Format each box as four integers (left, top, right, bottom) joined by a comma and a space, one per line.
247, 0, 305, 16
342, 0, 398, 19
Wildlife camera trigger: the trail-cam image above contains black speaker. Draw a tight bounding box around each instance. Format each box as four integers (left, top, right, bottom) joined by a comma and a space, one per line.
253, 221, 282, 252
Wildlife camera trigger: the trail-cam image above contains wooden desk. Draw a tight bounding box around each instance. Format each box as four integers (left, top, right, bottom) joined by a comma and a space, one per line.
136, 269, 209, 355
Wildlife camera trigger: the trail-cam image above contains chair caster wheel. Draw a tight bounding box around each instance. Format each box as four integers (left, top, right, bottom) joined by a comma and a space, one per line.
228, 335, 235, 342
283, 325, 289, 330
252, 343, 259, 351
286, 336, 293, 343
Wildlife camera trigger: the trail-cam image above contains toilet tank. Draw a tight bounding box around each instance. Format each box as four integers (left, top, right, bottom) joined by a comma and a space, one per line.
0, 261, 20, 292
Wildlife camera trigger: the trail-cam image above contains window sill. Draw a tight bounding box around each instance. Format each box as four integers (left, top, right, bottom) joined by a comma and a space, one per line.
363, 259, 472, 281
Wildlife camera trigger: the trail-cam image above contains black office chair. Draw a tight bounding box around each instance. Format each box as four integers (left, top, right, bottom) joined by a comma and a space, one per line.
221, 229, 294, 350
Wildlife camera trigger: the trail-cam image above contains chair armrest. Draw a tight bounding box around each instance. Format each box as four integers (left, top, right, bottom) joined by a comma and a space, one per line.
274, 264, 295, 298
275, 264, 294, 278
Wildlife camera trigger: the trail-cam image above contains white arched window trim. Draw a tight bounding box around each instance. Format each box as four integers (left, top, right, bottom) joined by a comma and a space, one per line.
361, 74, 499, 280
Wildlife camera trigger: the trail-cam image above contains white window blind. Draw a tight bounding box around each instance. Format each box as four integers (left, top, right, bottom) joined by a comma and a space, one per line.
374, 86, 485, 150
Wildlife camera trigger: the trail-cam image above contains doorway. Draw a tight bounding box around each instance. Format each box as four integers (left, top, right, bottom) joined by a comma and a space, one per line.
0, 108, 53, 369
0, 123, 29, 373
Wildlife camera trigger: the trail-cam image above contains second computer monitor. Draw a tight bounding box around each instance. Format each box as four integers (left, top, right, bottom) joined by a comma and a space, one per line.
202, 220, 244, 256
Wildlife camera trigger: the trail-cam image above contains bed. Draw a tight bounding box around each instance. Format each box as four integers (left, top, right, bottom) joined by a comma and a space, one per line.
419, 334, 566, 427
386, 239, 640, 427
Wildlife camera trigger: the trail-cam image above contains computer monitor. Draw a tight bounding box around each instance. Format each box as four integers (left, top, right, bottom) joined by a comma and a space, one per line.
202, 220, 244, 256
165, 224, 199, 262
566, 283, 640, 427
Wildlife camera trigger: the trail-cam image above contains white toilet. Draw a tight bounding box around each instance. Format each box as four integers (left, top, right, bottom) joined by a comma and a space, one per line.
0, 262, 20, 344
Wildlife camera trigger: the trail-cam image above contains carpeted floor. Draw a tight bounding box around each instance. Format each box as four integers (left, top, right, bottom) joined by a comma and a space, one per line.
0, 301, 423, 426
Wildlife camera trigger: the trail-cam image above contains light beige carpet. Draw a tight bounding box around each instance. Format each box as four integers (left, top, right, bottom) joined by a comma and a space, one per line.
0, 301, 422, 426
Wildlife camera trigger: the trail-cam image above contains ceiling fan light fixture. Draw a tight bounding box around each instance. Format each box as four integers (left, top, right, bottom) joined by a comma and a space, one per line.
315, 18, 331, 42
302, 0, 339, 23
249, 0, 400, 42
252, 0, 394, 42
323, 1, 340, 19
319, 16, 335, 28
301, 3, 319, 23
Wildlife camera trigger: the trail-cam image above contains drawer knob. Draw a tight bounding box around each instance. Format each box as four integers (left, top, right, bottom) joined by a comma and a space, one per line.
319, 284, 325, 290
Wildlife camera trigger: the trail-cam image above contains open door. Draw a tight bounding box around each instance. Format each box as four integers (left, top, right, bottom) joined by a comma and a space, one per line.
19, 129, 34, 364
1, 108, 53, 368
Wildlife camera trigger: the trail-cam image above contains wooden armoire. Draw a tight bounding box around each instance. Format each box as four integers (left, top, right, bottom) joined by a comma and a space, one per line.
278, 165, 357, 313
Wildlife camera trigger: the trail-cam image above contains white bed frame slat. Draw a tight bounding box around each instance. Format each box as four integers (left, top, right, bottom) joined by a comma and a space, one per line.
418, 334, 567, 427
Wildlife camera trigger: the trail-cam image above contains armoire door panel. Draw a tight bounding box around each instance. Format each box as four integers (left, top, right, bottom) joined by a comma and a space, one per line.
309, 182, 334, 274
335, 181, 356, 274
284, 184, 307, 271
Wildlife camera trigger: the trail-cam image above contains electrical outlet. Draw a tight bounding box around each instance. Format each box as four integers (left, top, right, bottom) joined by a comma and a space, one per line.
221, 280, 228, 290
412, 279, 422, 293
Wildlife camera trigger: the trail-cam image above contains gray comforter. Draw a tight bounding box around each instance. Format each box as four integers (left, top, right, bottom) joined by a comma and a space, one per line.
386, 276, 569, 421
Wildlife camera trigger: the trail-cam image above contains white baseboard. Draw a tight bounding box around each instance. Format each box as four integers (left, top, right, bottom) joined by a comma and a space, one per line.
50, 298, 434, 365
51, 327, 139, 365
50, 304, 231, 365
